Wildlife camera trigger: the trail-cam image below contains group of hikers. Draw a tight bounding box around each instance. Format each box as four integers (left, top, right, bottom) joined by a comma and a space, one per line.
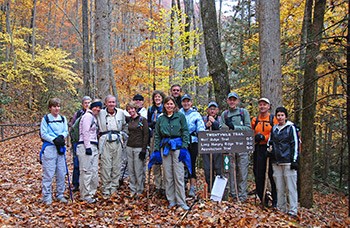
39, 84, 299, 216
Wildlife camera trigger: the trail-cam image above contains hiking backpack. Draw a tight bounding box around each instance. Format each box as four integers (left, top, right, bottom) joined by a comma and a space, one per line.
70, 115, 94, 144
223, 108, 245, 126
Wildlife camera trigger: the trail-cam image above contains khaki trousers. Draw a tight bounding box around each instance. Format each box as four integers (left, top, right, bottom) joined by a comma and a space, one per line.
77, 144, 99, 200
126, 146, 145, 194
162, 149, 186, 206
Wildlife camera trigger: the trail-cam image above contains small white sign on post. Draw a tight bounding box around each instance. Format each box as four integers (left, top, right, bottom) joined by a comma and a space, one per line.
210, 175, 228, 202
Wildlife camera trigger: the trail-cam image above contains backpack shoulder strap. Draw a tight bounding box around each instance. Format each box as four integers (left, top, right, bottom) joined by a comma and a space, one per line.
224, 110, 229, 120
239, 108, 245, 125
253, 115, 259, 130
45, 114, 64, 124
269, 114, 274, 127
44, 114, 49, 124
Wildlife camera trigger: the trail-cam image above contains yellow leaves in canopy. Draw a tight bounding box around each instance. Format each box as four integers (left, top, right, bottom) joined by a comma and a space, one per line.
0, 27, 80, 96
114, 6, 202, 101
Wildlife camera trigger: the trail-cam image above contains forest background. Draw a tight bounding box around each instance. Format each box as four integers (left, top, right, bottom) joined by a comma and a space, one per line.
0, 0, 349, 222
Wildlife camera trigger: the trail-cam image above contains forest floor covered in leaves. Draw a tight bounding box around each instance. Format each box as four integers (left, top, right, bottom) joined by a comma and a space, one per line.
0, 132, 349, 227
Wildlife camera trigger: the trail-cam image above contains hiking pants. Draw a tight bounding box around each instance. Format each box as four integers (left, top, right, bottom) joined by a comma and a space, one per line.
126, 146, 145, 194
77, 144, 99, 201
229, 152, 249, 201
272, 163, 298, 215
162, 149, 187, 206
254, 144, 277, 206
150, 136, 163, 190
41, 145, 66, 203
188, 142, 199, 179
72, 145, 80, 189
100, 138, 123, 195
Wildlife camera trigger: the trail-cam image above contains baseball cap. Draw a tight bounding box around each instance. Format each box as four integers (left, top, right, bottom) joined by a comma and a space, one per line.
133, 94, 144, 101
227, 92, 239, 99
181, 94, 192, 101
208, 101, 218, 108
258, 97, 270, 104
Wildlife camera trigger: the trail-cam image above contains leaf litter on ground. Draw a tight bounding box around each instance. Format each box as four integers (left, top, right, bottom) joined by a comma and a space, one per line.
0, 132, 348, 227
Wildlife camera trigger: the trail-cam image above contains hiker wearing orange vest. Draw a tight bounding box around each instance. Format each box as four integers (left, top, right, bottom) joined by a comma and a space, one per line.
251, 98, 278, 207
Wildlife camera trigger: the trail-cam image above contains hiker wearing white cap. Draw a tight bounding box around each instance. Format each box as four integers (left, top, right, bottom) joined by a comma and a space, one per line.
251, 97, 278, 207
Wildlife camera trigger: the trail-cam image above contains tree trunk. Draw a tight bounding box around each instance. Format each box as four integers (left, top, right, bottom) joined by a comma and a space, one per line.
95, 0, 111, 99
28, 0, 37, 110
200, 0, 230, 109
258, 0, 282, 110
182, 0, 193, 93
2, 0, 12, 91
300, 0, 326, 209
294, 0, 311, 126
90, 0, 96, 98
197, 8, 209, 105
346, 0, 350, 215
82, 0, 91, 97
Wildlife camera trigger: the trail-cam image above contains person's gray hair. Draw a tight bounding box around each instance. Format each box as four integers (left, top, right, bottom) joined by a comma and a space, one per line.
82, 96, 92, 103
104, 95, 116, 104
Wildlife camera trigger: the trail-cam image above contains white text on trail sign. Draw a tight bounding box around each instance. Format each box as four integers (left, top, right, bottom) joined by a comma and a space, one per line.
198, 130, 255, 154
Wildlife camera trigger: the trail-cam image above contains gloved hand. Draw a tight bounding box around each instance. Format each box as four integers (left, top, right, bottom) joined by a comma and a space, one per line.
291, 161, 298, 170
255, 133, 265, 143
57, 146, 66, 155
86, 148, 92, 155
53, 135, 65, 146
139, 150, 146, 161
266, 145, 273, 158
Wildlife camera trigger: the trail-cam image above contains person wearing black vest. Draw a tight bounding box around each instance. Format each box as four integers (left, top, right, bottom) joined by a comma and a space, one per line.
202, 101, 222, 192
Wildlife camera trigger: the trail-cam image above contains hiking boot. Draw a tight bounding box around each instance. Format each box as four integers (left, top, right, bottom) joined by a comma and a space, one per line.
85, 198, 96, 204
43, 199, 52, 205
179, 204, 190, 210
57, 197, 68, 203
188, 186, 196, 197
168, 202, 176, 209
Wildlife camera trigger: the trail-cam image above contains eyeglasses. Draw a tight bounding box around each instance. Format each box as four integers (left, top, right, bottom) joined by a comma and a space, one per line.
172, 89, 180, 92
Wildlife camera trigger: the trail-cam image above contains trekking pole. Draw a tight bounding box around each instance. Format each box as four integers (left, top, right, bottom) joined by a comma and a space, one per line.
231, 153, 239, 202
64, 152, 74, 202
174, 195, 199, 227
119, 160, 128, 188
147, 167, 151, 211
262, 157, 270, 208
